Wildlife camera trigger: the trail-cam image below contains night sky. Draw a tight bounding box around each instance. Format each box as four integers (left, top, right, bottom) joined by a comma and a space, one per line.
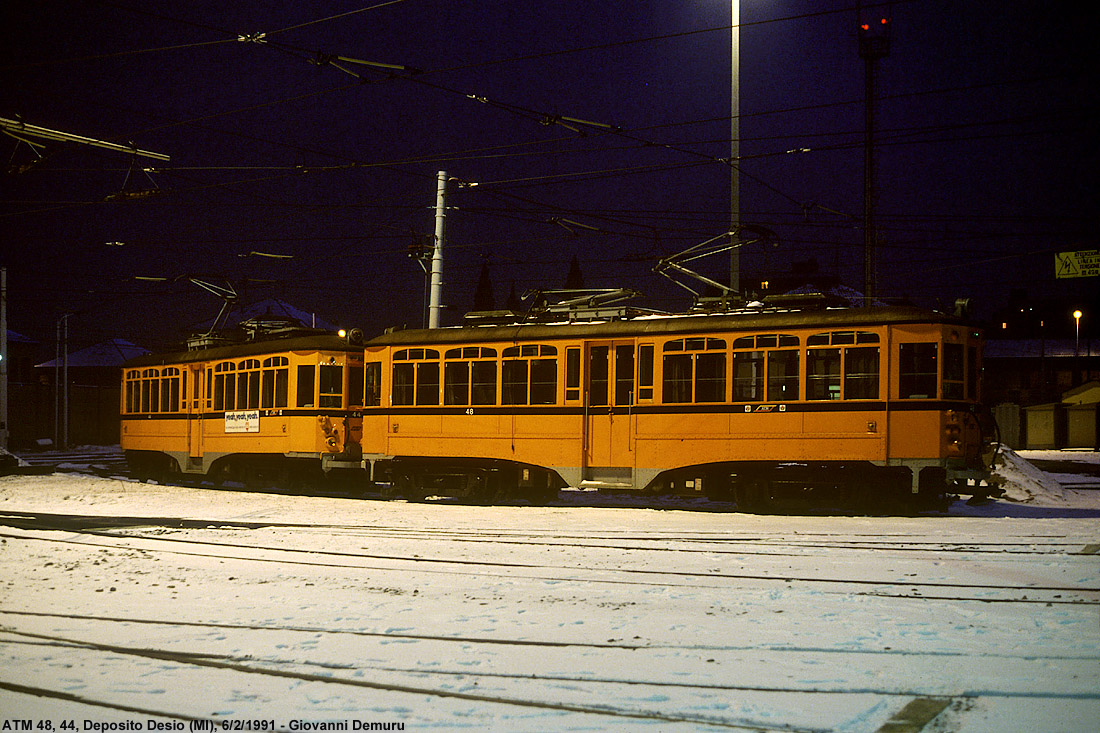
2, 1, 1096, 352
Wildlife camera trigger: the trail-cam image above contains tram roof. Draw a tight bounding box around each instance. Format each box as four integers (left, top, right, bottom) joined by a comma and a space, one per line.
124, 332, 361, 368
367, 305, 975, 348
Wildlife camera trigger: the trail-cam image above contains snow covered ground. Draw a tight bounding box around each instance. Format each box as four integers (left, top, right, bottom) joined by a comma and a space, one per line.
1, 449, 1097, 731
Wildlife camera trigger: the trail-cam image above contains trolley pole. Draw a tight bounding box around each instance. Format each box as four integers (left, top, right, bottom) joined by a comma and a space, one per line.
428, 170, 447, 329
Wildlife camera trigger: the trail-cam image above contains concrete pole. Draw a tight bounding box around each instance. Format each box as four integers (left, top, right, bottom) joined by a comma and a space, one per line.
428, 170, 447, 329
728, 1, 740, 300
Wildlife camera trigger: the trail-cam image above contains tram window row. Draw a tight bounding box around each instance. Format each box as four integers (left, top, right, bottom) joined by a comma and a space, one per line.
367, 330, 979, 408
122, 357, 354, 414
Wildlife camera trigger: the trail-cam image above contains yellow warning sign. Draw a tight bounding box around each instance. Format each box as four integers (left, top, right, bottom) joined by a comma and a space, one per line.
1055, 249, 1100, 279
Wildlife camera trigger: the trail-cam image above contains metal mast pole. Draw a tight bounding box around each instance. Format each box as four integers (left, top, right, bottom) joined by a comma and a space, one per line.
729, 1, 741, 299
62, 315, 69, 448
0, 267, 8, 450
859, 11, 890, 307
54, 318, 60, 447
428, 170, 447, 329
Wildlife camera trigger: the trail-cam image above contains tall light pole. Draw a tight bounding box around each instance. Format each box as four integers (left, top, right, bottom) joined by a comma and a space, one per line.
729, 1, 741, 299
1073, 309, 1083, 385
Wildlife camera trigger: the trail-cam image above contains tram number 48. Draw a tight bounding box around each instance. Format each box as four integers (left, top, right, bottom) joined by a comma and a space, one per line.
465, 408, 475, 415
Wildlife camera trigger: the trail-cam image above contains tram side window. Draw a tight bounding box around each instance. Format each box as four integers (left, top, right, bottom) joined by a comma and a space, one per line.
943, 343, 965, 400
807, 349, 841, 400
391, 348, 441, 406
661, 338, 726, 403
502, 344, 557, 405
319, 364, 344, 408
160, 368, 182, 412
364, 362, 381, 406
261, 357, 289, 409
141, 369, 157, 413
124, 370, 137, 413
297, 364, 315, 407
899, 343, 937, 399
444, 361, 470, 405
414, 362, 438, 406
214, 363, 236, 411
844, 347, 880, 399
237, 359, 261, 409
444, 347, 497, 406
767, 350, 799, 402
392, 363, 414, 406
733, 351, 764, 401
662, 351, 692, 403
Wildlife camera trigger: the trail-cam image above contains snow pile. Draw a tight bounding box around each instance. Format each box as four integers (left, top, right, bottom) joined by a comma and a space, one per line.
992, 445, 1066, 504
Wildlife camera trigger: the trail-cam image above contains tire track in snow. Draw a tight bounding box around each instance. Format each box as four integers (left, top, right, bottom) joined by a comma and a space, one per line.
3, 526, 1097, 604
5, 610, 1098, 664
0, 627, 829, 732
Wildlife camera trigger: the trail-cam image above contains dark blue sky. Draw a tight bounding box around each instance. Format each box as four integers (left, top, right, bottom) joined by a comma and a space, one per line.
2, 1, 1096, 350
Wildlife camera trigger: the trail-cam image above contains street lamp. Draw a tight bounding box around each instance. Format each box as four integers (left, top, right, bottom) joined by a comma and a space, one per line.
1073, 309, 1082, 356
1073, 309, 1083, 386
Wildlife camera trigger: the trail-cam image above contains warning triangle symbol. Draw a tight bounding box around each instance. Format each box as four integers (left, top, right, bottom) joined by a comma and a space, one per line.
1057, 252, 1079, 277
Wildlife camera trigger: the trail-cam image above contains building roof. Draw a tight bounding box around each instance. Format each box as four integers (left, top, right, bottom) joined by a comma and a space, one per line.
190, 298, 337, 333
36, 338, 150, 368
4, 328, 37, 345
984, 338, 1094, 359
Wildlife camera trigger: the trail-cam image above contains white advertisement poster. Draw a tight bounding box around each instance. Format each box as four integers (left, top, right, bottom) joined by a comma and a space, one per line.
224, 410, 260, 433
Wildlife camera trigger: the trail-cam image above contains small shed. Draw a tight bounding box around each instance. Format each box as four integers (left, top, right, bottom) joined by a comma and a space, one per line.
1063, 381, 1100, 449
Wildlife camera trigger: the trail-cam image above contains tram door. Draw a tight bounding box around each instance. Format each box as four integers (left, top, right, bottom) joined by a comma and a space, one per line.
584, 341, 635, 486
186, 364, 204, 466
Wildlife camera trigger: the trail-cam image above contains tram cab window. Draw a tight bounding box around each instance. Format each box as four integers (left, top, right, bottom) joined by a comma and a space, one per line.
319, 364, 344, 408
297, 365, 315, 407
364, 362, 382, 406
662, 338, 726, 403
943, 343, 965, 400
899, 343, 938, 399
348, 362, 364, 407
502, 344, 557, 405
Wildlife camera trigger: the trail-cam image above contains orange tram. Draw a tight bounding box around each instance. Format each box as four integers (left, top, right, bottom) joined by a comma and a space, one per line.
121, 303, 993, 511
